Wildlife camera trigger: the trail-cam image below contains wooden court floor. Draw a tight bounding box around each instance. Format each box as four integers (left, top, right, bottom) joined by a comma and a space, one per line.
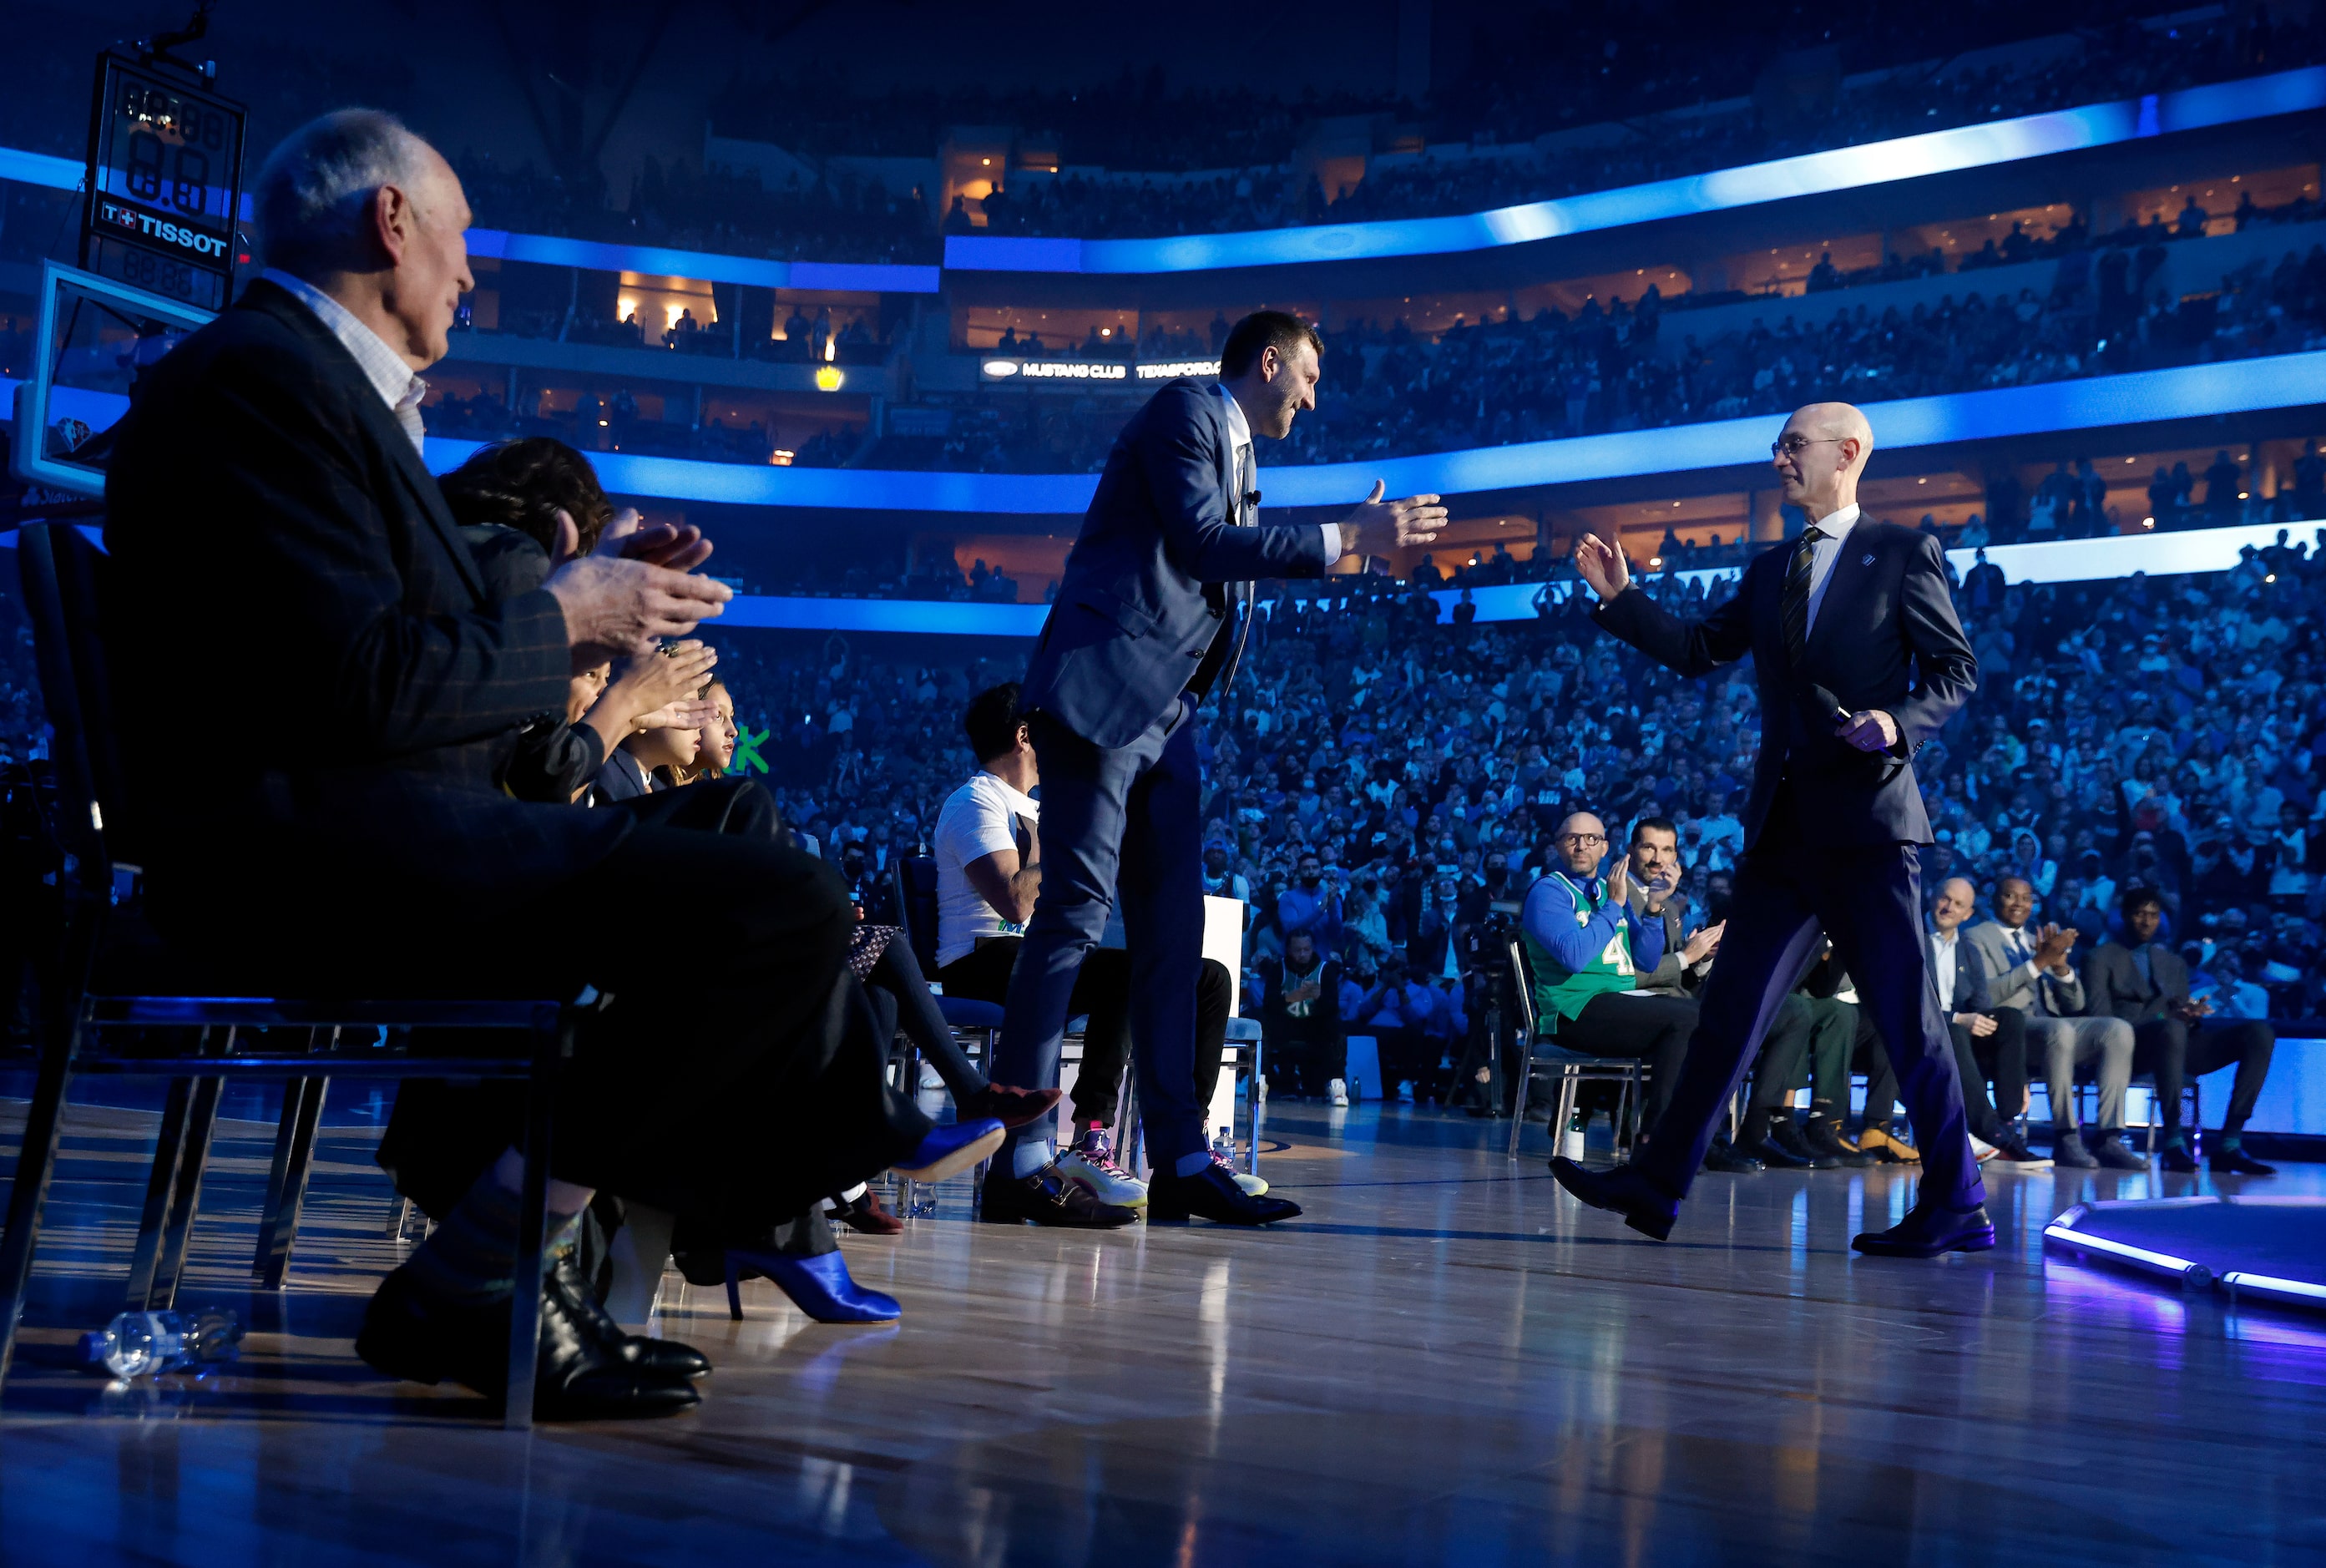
0, 1095, 2322, 1566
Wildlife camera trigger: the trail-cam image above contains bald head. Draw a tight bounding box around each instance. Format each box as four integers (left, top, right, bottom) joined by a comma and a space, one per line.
1555, 812, 1608, 877
1932, 875, 1976, 934
1773, 401, 1872, 520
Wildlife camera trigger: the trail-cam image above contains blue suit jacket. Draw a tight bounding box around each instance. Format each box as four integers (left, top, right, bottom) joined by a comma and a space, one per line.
1934, 930, 1996, 1014
1593, 520, 1976, 849
1020, 378, 1333, 748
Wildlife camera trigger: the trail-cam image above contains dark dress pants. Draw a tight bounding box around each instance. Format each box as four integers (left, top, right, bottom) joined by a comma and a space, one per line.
938, 938, 1132, 1128
374, 777, 929, 1242
1747, 993, 1835, 1115
993, 696, 1210, 1166
1551, 990, 1696, 1132
1631, 814, 1984, 1211
1946, 1006, 2028, 1141
1065, 959, 1234, 1133
2131, 1016, 2276, 1135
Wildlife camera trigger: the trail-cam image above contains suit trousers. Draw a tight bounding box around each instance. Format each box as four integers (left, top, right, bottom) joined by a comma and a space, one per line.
2031, 1015, 2133, 1130
372, 779, 930, 1239
2130, 1016, 2275, 1135
938, 938, 1133, 1130
1631, 810, 1983, 1211
994, 696, 1210, 1166
1945, 1007, 2029, 1141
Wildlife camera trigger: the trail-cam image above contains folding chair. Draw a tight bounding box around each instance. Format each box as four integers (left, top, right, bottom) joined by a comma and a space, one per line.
0, 523, 573, 1429
1502, 937, 1648, 1163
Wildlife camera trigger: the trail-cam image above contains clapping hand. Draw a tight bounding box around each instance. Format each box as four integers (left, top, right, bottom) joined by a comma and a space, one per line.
1605, 852, 1632, 908
2031, 923, 2076, 971
1681, 920, 1725, 966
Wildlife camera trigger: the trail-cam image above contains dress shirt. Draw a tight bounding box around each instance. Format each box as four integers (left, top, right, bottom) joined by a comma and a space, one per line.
262, 268, 429, 456
1217, 383, 1338, 559
1801, 501, 1861, 637
1929, 927, 1959, 1012
2131, 943, 2154, 989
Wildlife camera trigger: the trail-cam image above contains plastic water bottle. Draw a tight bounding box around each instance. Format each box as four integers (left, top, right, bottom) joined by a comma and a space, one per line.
1559, 1110, 1587, 1161
79, 1308, 243, 1378
902, 1178, 939, 1220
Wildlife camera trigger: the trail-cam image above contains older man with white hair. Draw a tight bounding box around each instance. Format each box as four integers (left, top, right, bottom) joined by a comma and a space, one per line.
1553, 402, 1990, 1258
104, 111, 992, 1420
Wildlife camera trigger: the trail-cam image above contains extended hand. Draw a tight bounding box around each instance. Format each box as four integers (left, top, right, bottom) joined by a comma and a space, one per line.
1574, 534, 1631, 602
1838, 709, 1900, 753
1337, 481, 1447, 563
1681, 920, 1725, 966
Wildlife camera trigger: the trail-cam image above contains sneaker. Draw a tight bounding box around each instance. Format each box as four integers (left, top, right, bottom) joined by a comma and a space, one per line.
1982, 1132, 2051, 1171
2050, 1127, 2099, 1168
1802, 1117, 1873, 1168
1767, 1115, 1839, 1170
2086, 1130, 2147, 1171
1058, 1129, 1148, 1207
1327, 1077, 1349, 1107
1856, 1125, 1921, 1164
1211, 1149, 1268, 1196
1969, 1133, 1998, 1162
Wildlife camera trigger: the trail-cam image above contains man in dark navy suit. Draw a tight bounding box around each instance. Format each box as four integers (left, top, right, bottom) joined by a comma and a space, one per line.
1552, 402, 1993, 1257
983, 311, 1448, 1227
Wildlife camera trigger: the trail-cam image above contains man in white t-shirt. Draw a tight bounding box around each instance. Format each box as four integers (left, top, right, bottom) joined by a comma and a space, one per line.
933, 685, 1143, 1221
933, 685, 1252, 1221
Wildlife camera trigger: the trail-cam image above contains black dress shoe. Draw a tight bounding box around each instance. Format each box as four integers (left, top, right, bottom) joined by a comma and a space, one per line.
1851, 1201, 1996, 1258
356, 1264, 700, 1419
550, 1253, 710, 1379
1549, 1157, 1679, 1242
979, 1164, 1140, 1227
1702, 1138, 1762, 1174
1767, 1116, 1840, 1170
2210, 1146, 2278, 1176
1147, 1163, 1302, 1225
2159, 1144, 2199, 1174
1803, 1118, 1874, 1167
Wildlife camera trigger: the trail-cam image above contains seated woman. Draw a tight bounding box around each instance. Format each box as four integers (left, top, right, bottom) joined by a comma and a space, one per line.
660, 674, 1063, 1238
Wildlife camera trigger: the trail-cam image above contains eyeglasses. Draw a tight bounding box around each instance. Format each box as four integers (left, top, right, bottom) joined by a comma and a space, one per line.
1770, 435, 1844, 459
1560, 832, 1606, 846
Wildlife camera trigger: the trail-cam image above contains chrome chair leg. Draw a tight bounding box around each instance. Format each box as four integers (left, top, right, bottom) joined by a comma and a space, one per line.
1504, 1029, 1538, 1161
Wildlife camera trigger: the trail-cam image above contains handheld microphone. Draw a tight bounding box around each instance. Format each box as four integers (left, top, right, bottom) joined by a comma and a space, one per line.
1807, 683, 1851, 726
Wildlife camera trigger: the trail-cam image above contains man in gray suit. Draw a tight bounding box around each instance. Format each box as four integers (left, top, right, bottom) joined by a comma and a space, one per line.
1964, 877, 2137, 1168
2085, 887, 2278, 1175
985, 311, 1448, 1227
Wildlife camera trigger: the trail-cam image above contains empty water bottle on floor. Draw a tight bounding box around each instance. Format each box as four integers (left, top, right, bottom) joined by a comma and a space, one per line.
79, 1308, 243, 1378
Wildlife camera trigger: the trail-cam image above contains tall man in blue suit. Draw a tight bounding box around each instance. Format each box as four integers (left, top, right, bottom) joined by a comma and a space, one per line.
983, 311, 1448, 1227
1552, 402, 1993, 1257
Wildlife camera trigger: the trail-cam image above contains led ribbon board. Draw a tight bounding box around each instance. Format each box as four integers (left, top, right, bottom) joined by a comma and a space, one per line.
945, 65, 2326, 275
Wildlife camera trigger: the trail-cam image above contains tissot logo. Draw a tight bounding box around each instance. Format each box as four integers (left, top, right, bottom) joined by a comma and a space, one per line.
99, 200, 227, 258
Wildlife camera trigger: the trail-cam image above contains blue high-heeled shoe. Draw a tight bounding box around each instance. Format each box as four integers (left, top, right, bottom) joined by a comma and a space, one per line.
726, 1248, 901, 1324
891, 1117, 1006, 1183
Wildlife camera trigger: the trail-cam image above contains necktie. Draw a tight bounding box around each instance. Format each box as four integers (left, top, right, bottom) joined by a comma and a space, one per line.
1780, 524, 1826, 667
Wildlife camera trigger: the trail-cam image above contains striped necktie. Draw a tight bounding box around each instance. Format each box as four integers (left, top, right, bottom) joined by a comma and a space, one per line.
1780, 524, 1826, 666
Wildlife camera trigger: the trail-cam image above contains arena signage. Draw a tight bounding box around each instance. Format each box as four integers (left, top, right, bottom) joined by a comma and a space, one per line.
981, 357, 1222, 382
79, 53, 246, 311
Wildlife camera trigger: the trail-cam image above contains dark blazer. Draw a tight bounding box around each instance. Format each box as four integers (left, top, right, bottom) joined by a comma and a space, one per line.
103, 279, 628, 937
1020, 378, 1332, 748
2084, 940, 2188, 1026
1592, 519, 1976, 849
593, 749, 662, 804
1930, 929, 1996, 1015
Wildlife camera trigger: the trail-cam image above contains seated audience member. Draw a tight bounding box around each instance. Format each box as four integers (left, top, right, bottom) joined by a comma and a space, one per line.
1742, 987, 1867, 1168
597, 684, 701, 801
106, 110, 1000, 1419
1966, 877, 2137, 1169
2085, 888, 2277, 1175
1929, 878, 2047, 1168
929, 685, 1156, 1221
1353, 952, 1440, 1101
1257, 929, 1346, 1102
1619, 816, 1744, 1168
1517, 812, 1695, 1139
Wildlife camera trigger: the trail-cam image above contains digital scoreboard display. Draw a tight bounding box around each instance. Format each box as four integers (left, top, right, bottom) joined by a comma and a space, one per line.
81, 54, 246, 311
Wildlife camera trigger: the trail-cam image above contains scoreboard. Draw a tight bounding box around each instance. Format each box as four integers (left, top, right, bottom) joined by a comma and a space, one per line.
81, 53, 246, 311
